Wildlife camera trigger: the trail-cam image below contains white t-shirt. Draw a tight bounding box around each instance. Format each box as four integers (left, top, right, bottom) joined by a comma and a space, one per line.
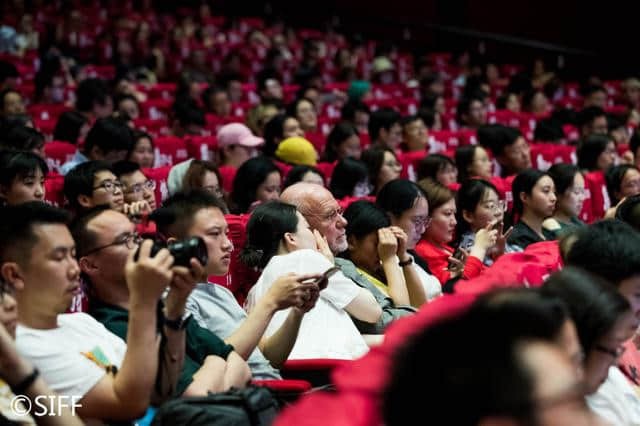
245, 249, 369, 360
413, 263, 442, 301
16, 313, 126, 399
587, 366, 640, 425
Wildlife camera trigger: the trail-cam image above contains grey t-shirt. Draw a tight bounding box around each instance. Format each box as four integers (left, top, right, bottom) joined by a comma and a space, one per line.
185, 283, 281, 380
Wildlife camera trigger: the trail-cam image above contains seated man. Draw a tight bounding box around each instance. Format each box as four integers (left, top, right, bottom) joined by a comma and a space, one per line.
112, 160, 157, 211
61, 117, 132, 175
477, 124, 531, 177
71, 205, 251, 396
64, 161, 151, 217
151, 190, 321, 377
1, 202, 170, 422
280, 182, 416, 334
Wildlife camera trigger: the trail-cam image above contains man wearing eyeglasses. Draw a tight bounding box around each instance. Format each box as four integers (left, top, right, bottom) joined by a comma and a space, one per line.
1, 202, 174, 423
64, 161, 153, 218
281, 182, 416, 336
113, 161, 157, 211
71, 205, 252, 397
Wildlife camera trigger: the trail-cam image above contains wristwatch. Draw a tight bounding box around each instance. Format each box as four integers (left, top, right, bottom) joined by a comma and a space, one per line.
398, 255, 414, 267
164, 313, 191, 331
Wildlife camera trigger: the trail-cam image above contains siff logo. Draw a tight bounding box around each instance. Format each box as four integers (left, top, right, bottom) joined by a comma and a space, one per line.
11, 395, 82, 417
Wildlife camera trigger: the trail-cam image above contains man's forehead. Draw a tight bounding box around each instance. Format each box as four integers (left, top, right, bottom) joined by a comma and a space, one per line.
32, 223, 75, 249
94, 170, 117, 183
121, 170, 146, 185
192, 207, 227, 229
88, 210, 133, 236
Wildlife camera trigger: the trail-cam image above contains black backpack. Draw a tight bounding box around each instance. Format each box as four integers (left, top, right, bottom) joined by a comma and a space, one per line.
151, 386, 279, 426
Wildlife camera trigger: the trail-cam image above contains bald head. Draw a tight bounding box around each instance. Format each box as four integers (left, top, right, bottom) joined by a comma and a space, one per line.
280, 182, 348, 253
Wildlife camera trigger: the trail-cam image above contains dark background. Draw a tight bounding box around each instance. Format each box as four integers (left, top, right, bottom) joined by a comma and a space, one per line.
211, 0, 639, 80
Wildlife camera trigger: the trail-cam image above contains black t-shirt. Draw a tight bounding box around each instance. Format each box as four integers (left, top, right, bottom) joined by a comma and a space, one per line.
507, 221, 556, 250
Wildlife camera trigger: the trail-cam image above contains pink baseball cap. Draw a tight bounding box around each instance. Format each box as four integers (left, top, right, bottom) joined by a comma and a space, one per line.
217, 123, 264, 149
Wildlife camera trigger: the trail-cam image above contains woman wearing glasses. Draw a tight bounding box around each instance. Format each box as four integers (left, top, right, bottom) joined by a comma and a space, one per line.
544, 164, 587, 238
415, 178, 498, 285
543, 268, 640, 425
454, 179, 515, 266
340, 200, 438, 308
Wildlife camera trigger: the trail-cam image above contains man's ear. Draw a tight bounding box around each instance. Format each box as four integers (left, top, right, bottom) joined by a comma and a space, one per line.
0, 263, 24, 291
78, 256, 97, 277
77, 194, 94, 209
89, 145, 104, 161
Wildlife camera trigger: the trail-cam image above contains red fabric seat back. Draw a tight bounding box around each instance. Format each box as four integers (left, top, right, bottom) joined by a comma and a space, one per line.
397, 150, 427, 181
132, 118, 170, 137
316, 162, 337, 185
44, 141, 78, 174
28, 103, 72, 121
184, 135, 218, 161
44, 172, 66, 207
584, 171, 611, 221
153, 136, 189, 167
208, 214, 260, 306
139, 99, 173, 120
142, 165, 172, 204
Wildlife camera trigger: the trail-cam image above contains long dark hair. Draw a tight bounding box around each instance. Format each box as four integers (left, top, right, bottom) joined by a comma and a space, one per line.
376, 179, 427, 218
454, 179, 500, 245
240, 201, 299, 269
230, 156, 280, 214
511, 168, 549, 217
324, 121, 359, 162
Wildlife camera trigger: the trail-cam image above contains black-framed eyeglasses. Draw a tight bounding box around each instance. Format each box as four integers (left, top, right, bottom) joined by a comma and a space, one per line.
93, 180, 124, 194
594, 344, 626, 359
82, 232, 142, 256
203, 185, 224, 198
124, 180, 156, 195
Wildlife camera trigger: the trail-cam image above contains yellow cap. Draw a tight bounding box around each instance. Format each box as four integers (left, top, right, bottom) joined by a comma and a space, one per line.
275, 137, 318, 166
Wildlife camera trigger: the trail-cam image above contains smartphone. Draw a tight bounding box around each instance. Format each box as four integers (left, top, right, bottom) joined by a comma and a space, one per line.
447, 248, 465, 270
306, 266, 341, 290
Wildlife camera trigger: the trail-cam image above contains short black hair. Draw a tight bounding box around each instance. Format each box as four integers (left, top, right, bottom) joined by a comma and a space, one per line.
576, 106, 606, 128
240, 200, 298, 269
547, 163, 581, 196
341, 99, 370, 122
53, 111, 89, 145
456, 96, 484, 124
543, 267, 630, 356
477, 124, 523, 157
0, 60, 18, 86
324, 121, 359, 163
605, 164, 638, 205
0, 150, 48, 194
455, 145, 479, 183
2, 126, 45, 152
112, 160, 141, 178
69, 205, 113, 258
417, 154, 456, 182
616, 195, 640, 232
173, 101, 205, 127
75, 78, 110, 112
566, 219, 640, 285
283, 165, 324, 188
377, 179, 427, 218
577, 134, 612, 171
151, 189, 227, 240
84, 117, 134, 156
63, 161, 113, 210
230, 156, 280, 214
343, 200, 390, 242
367, 107, 401, 141
0, 202, 70, 265
329, 158, 369, 199
533, 118, 565, 143
384, 287, 568, 425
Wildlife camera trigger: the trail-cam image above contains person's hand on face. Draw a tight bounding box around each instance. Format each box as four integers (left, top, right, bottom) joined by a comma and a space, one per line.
125, 239, 174, 303
388, 226, 409, 261
314, 229, 334, 263
377, 228, 399, 262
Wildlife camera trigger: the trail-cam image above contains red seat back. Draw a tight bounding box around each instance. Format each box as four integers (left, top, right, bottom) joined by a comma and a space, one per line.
44, 141, 78, 174
142, 165, 172, 204
153, 136, 189, 167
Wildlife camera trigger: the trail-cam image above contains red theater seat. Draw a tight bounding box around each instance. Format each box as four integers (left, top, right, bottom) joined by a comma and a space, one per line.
153, 136, 189, 167
142, 165, 172, 204
44, 141, 78, 174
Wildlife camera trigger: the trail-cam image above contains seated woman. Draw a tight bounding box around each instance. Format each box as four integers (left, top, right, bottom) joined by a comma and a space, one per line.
415, 178, 497, 285
241, 201, 382, 360
263, 114, 305, 157
543, 164, 586, 238
283, 165, 325, 188
507, 168, 557, 250
543, 268, 640, 425
605, 164, 640, 206
376, 179, 441, 290
127, 130, 155, 169
341, 200, 438, 307
454, 179, 515, 265
330, 158, 372, 200
455, 145, 492, 182
230, 156, 281, 214
361, 147, 402, 195
417, 154, 458, 187
183, 160, 226, 203
577, 134, 617, 173
0, 150, 48, 205
324, 121, 362, 162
